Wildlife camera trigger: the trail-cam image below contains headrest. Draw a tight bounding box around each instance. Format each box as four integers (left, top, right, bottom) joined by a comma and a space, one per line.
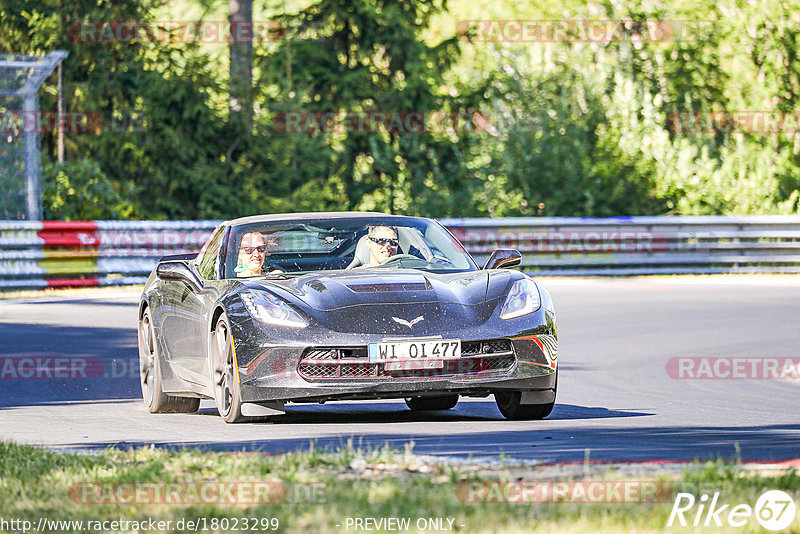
346, 235, 373, 268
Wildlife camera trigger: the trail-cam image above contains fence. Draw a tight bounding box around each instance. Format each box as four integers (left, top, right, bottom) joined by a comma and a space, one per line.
442, 215, 800, 276
0, 220, 218, 289
0, 51, 69, 220
1, 216, 799, 289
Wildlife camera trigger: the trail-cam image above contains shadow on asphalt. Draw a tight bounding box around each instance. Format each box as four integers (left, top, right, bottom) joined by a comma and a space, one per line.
0, 323, 140, 408
191, 402, 652, 423
56, 423, 800, 464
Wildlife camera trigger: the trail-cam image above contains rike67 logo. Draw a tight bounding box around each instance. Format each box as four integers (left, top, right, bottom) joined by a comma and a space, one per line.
668, 490, 797, 531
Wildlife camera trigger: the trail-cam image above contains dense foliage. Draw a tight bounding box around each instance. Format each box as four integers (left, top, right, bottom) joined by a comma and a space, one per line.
2, 0, 799, 219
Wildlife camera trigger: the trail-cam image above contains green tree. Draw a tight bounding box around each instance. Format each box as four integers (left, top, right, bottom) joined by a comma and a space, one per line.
254, 0, 479, 215
42, 158, 134, 220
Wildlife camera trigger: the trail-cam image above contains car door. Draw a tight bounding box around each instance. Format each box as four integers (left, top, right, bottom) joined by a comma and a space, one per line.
168, 226, 226, 385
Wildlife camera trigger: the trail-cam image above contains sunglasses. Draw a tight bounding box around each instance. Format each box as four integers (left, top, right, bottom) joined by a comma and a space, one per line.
369, 236, 399, 247
241, 245, 267, 254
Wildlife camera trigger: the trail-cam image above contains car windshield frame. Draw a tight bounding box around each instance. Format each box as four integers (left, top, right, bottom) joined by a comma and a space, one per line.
221, 216, 478, 278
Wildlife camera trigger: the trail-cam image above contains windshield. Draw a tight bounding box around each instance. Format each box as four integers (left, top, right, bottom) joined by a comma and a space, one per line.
223, 216, 477, 278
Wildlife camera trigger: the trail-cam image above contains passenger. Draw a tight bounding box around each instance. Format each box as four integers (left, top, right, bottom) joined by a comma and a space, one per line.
366, 225, 399, 266
235, 232, 267, 277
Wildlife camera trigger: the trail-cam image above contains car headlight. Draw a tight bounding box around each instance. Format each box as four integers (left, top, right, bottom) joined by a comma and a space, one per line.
499, 278, 541, 319
241, 290, 308, 328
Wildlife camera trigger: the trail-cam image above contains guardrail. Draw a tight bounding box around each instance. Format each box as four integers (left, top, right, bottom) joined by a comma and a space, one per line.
0, 220, 218, 289
443, 215, 800, 276
1, 216, 799, 289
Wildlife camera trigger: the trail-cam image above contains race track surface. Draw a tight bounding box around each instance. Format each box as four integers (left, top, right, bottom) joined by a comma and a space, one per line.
1, 277, 798, 463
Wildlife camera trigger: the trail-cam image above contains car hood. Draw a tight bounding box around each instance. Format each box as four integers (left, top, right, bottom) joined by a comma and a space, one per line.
248, 269, 499, 311
238, 269, 526, 335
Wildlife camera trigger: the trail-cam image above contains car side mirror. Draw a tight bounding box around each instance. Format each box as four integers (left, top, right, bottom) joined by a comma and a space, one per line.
483, 249, 522, 270
156, 261, 204, 292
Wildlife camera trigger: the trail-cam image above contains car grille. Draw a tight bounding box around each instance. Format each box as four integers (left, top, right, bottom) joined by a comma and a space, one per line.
297, 339, 515, 380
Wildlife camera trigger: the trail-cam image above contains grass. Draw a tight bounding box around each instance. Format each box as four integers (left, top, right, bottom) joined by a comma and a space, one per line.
0, 441, 798, 533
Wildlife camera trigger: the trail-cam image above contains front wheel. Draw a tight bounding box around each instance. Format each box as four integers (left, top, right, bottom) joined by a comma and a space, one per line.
495, 370, 557, 420
138, 307, 199, 413
210, 312, 250, 423
405, 395, 459, 411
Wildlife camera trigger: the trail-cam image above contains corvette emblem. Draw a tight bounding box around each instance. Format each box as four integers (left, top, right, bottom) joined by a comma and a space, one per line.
392, 315, 424, 328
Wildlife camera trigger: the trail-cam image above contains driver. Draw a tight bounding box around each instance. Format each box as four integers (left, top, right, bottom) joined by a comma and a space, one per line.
366, 225, 399, 266
235, 232, 283, 277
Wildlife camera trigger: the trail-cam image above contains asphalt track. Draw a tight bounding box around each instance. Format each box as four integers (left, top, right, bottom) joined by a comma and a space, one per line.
1, 277, 798, 463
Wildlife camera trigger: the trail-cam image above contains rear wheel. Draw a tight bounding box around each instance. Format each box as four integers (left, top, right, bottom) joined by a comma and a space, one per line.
210, 313, 249, 423
495, 370, 557, 420
405, 395, 459, 411
138, 307, 199, 413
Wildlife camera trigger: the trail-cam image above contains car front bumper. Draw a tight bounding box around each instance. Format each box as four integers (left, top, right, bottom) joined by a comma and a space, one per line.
237, 335, 557, 404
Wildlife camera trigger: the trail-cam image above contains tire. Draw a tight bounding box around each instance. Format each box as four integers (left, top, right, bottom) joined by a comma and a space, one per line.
405, 395, 459, 411
210, 313, 249, 423
495, 369, 557, 420
138, 307, 199, 413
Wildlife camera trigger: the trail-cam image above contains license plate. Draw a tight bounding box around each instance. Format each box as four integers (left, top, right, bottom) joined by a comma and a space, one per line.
368, 339, 461, 363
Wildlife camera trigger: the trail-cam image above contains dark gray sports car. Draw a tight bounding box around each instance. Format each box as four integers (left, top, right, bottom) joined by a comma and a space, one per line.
137, 212, 558, 423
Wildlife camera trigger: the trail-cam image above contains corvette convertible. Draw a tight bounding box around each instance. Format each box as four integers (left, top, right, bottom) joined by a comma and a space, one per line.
137, 212, 558, 423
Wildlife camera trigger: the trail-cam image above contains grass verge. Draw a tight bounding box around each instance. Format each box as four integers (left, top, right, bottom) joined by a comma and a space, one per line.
0, 441, 798, 533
